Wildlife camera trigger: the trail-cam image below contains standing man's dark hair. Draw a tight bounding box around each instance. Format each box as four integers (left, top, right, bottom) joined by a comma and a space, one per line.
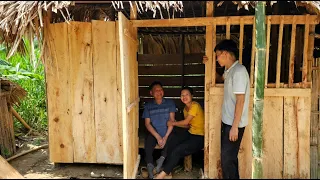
214, 39, 250, 179
149, 81, 163, 91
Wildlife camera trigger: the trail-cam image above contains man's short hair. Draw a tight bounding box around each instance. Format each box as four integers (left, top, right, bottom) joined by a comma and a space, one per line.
214, 39, 239, 59
149, 81, 163, 91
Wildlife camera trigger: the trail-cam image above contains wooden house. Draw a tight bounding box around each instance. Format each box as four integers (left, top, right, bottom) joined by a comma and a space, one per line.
0, 1, 319, 179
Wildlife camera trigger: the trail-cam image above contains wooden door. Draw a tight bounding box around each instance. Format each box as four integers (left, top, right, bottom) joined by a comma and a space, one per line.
118, 12, 140, 178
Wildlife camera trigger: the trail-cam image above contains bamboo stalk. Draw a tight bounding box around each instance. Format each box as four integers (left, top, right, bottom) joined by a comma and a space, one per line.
250, 17, 256, 87
252, 1, 266, 178
265, 16, 271, 87
276, 16, 284, 88
10, 107, 31, 130
6, 144, 48, 162
239, 17, 244, 64
289, 16, 297, 88
302, 14, 310, 88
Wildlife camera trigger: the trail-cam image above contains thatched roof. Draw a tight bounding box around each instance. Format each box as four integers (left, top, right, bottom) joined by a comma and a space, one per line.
0, 1, 320, 59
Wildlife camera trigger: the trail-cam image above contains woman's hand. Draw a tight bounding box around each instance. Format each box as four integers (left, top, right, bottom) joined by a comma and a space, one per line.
167, 120, 174, 127
203, 55, 208, 64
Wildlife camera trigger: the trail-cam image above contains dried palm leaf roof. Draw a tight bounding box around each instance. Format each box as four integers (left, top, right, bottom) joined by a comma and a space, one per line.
0, 1, 320, 59
0, 78, 27, 107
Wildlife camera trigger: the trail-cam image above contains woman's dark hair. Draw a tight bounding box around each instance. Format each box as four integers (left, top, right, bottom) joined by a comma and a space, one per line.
149, 81, 163, 90
214, 39, 239, 59
181, 86, 194, 95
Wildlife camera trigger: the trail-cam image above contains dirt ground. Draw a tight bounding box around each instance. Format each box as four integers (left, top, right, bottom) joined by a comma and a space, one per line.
8, 135, 203, 179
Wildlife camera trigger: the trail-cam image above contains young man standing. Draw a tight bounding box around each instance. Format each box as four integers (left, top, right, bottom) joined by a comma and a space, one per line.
142, 81, 176, 179
204, 39, 250, 179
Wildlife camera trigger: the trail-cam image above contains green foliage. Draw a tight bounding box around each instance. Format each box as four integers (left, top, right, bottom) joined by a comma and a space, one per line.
0, 38, 47, 133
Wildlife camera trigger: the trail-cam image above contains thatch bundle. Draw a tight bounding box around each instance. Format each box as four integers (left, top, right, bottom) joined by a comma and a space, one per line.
0, 78, 27, 107
0, 1, 71, 59
141, 33, 240, 54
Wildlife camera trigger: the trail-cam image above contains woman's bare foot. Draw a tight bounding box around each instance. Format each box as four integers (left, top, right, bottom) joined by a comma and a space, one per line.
154, 171, 167, 179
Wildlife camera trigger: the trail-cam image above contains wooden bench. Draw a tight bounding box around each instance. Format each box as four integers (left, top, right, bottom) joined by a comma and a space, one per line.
139, 137, 193, 172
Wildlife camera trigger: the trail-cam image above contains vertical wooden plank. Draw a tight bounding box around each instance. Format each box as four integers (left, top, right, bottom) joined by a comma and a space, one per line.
204, 1, 213, 178
226, 18, 230, 39
311, 57, 319, 179
276, 16, 284, 88
307, 25, 315, 83
68, 22, 96, 163
265, 16, 271, 87
262, 97, 283, 178
46, 23, 74, 163
238, 98, 253, 178
289, 16, 297, 88
250, 18, 256, 87
118, 12, 139, 179
302, 14, 310, 87
115, 21, 123, 162
239, 17, 244, 64
284, 96, 311, 178
92, 21, 122, 164
208, 93, 223, 179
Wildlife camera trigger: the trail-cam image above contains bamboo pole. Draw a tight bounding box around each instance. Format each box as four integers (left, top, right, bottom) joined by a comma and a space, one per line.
226, 18, 230, 39
252, 1, 266, 178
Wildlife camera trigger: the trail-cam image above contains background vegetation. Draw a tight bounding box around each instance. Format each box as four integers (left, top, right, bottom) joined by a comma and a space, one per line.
0, 38, 47, 134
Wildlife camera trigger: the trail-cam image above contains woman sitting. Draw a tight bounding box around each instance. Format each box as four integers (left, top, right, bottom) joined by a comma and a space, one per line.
154, 86, 204, 179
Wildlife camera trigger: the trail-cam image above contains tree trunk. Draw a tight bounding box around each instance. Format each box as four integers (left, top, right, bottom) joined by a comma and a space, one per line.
252, 1, 266, 178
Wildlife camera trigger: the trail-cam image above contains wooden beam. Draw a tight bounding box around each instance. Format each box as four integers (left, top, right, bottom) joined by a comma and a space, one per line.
288, 16, 297, 88
302, 15, 310, 87
307, 25, 315, 83
239, 17, 244, 64
265, 16, 271, 87
250, 18, 256, 87
204, 1, 213, 178
131, 15, 319, 28
210, 87, 311, 97
276, 16, 284, 88
0, 155, 24, 179
226, 17, 230, 39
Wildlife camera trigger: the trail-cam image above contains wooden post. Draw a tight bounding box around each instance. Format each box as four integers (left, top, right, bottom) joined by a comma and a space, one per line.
0, 155, 24, 179
250, 17, 256, 87
204, 1, 213, 178
276, 16, 284, 88
0, 96, 16, 158
302, 15, 310, 87
264, 16, 271, 87
288, 16, 297, 88
239, 17, 244, 64
252, 1, 266, 178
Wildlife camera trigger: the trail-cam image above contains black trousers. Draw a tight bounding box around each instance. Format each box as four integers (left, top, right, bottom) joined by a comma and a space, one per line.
221, 122, 245, 179
144, 132, 175, 164
162, 130, 204, 174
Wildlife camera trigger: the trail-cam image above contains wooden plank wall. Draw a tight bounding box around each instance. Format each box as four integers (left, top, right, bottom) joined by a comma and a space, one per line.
46, 21, 123, 164
209, 88, 311, 179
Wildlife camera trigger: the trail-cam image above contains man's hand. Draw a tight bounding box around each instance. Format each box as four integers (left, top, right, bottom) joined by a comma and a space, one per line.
203, 55, 208, 64
229, 126, 239, 142
160, 136, 168, 148
157, 136, 164, 147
